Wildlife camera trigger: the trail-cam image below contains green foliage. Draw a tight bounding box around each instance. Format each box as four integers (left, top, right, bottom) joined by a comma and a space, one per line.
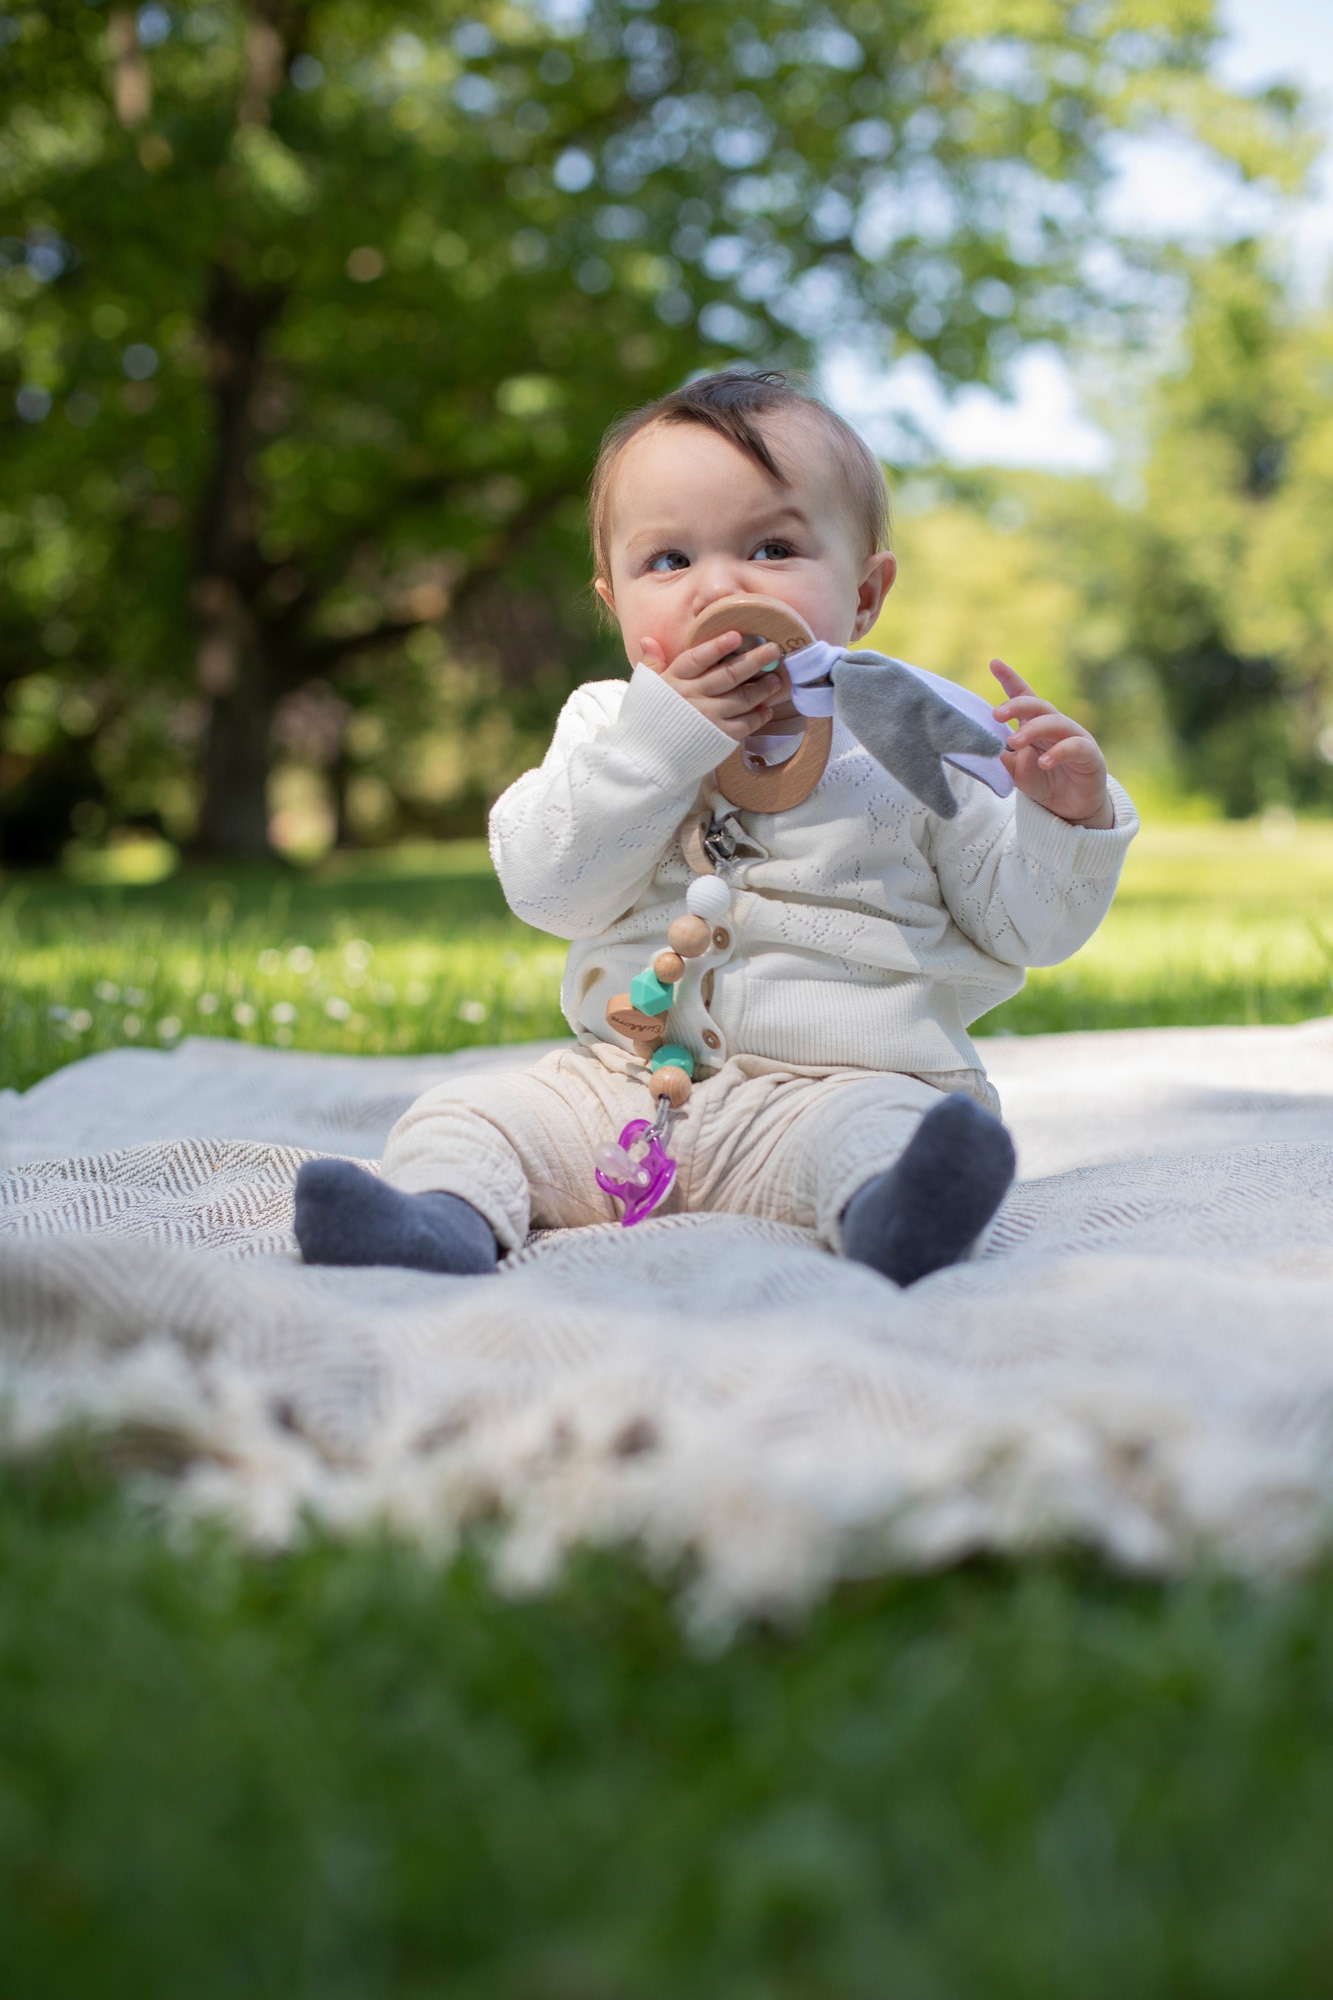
1094, 246, 1333, 815
2, 1447, 1333, 1998
0, 0, 1297, 857
866, 246, 1333, 823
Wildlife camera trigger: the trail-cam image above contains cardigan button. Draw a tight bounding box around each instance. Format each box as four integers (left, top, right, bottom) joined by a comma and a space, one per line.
702, 1029, 721, 1051
711, 926, 731, 950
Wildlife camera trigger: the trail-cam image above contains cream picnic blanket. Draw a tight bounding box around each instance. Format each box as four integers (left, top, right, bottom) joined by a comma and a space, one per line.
2, 1023, 1333, 1627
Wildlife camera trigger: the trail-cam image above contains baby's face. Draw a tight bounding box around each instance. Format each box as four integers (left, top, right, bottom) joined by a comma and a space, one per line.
595, 412, 896, 670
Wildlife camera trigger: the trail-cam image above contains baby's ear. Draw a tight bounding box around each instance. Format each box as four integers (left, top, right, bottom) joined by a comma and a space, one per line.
593, 577, 616, 620
852, 550, 897, 639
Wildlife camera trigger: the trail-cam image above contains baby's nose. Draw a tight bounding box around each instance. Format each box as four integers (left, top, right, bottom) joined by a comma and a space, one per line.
690, 557, 756, 608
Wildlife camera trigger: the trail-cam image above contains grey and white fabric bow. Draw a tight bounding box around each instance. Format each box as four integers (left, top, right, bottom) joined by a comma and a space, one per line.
783, 640, 1013, 821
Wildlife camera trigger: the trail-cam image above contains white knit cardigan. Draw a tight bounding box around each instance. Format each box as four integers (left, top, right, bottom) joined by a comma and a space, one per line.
489, 664, 1139, 1091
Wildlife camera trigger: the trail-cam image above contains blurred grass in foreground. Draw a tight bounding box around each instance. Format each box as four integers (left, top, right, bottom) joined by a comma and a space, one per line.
3, 820, 1331, 1096
2, 1449, 1332, 2000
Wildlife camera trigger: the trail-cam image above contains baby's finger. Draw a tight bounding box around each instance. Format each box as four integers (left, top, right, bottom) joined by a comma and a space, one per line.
989, 658, 1036, 700
667, 631, 743, 680
1036, 733, 1103, 771
1004, 712, 1084, 752
677, 632, 779, 682
709, 694, 774, 741
993, 692, 1059, 727
695, 642, 781, 693
713, 673, 784, 721
638, 638, 668, 673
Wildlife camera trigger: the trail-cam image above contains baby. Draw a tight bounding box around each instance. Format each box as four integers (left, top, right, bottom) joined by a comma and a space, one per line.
295, 371, 1137, 1285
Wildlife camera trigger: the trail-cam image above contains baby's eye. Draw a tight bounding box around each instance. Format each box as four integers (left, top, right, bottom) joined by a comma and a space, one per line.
751, 541, 792, 562
648, 550, 690, 573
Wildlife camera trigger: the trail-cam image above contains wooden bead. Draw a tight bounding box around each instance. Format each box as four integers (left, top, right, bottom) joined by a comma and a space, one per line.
649, 1066, 692, 1107
605, 994, 666, 1042
667, 914, 712, 959
679, 812, 712, 875
653, 950, 685, 984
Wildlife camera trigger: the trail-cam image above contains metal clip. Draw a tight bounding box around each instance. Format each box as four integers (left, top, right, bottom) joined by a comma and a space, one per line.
702, 812, 768, 873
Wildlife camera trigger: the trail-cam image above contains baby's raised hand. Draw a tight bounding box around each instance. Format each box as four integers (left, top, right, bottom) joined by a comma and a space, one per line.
640, 631, 790, 744
990, 660, 1113, 829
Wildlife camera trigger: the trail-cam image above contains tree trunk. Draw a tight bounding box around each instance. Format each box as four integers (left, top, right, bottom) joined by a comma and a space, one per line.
197, 637, 276, 859
192, 261, 287, 857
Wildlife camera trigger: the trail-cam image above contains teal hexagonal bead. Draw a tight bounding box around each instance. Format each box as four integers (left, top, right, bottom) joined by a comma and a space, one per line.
649, 1044, 694, 1078
629, 967, 674, 1016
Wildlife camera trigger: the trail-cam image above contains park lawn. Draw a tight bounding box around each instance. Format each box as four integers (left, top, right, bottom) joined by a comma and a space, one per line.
2, 817, 1332, 1997
3, 817, 1332, 1095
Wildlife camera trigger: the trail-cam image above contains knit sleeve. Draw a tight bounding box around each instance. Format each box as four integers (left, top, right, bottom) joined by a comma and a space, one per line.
488, 666, 735, 940
925, 772, 1140, 968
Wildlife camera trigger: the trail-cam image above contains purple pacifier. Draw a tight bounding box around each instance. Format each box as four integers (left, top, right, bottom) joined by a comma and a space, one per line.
594, 1103, 676, 1227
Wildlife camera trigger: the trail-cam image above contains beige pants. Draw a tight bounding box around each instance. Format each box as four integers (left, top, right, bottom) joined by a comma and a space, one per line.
382, 1043, 951, 1253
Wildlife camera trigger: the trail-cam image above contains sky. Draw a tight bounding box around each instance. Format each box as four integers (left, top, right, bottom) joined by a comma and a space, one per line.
828, 0, 1333, 473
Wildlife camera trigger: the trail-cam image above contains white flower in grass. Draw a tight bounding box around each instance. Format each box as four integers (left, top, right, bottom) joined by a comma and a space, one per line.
197, 993, 219, 1014
124, 987, 148, 1008
344, 939, 373, 970
94, 981, 120, 1003
122, 1015, 141, 1037
287, 946, 315, 974
48, 1005, 69, 1021
68, 1009, 92, 1033
232, 1002, 256, 1027
457, 998, 488, 1025
157, 1017, 181, 1041
325, 996, 351, 1020
270, 1001, 297, 1024
257, 949, 282, 975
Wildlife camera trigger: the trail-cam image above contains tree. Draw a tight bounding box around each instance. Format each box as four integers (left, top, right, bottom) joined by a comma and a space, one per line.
0, 0, 1302, 857
1096, 244, 1333, 815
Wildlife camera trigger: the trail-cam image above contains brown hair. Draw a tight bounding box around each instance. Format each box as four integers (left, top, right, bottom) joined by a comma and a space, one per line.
589, 369, 890, 582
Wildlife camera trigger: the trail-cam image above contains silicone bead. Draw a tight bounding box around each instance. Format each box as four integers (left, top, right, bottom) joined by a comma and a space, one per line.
685, 875, 731, 923
649, 1044, 695, 1077
630, 967, 674, 1016
653, 951, 685, 984
667, 914, 712, 959
649, 1066, 692, 1107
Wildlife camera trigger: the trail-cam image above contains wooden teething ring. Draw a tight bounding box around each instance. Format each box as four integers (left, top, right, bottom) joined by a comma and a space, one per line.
684, 594, 833, 813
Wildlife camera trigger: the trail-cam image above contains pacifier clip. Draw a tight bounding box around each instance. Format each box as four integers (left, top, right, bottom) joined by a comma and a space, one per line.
594, 595, 823, 1227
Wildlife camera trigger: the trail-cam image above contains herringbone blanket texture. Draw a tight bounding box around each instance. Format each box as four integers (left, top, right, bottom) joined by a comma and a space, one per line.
2, 1024, 1333, 1623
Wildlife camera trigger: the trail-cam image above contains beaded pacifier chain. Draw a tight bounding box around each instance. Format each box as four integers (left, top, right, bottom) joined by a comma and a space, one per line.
594, 594, 817, 1226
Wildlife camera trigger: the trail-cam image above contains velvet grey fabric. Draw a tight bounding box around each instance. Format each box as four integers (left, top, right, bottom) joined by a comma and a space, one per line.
832, 656, 1007, 818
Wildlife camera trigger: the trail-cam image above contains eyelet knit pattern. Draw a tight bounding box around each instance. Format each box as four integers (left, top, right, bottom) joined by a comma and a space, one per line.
488, 666, 1139, 1089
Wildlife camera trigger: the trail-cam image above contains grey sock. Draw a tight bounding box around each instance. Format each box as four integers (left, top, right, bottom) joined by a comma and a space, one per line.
841, 1094, 1016, 1287
293, 1158, 499, 1275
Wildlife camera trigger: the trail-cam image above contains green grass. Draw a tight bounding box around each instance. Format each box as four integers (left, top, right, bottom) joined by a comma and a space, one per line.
4, 820, 1333, 1094
4, 1450, 1333, 2000
0, 841, 570, 1096
3, 822, 1333, 1995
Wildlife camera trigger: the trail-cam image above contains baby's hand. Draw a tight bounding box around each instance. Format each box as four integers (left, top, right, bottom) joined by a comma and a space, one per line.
990, 660, 1112, 829
640, 631, 790, 743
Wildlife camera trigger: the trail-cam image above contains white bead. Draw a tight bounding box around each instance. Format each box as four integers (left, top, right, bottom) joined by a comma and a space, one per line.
685, 875, 731, 921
